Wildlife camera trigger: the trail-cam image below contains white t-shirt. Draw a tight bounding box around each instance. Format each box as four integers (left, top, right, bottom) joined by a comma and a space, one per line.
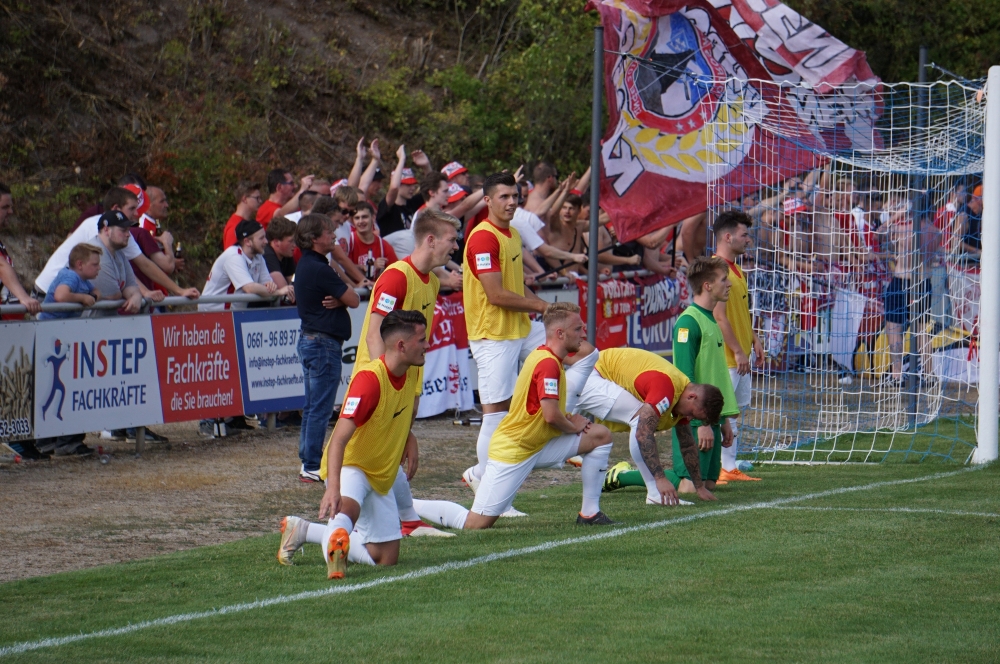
36, 215, 142, 294
199, 246, 273, 312
286, 210, 303, 223
511, 208, 545, 251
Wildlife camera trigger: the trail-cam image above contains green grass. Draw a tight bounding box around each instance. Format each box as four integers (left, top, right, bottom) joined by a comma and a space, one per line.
3, 463, 1000, 662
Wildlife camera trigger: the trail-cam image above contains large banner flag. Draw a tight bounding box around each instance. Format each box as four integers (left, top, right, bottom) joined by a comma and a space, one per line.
416, 293, 475, 418
587, 0, 879, 241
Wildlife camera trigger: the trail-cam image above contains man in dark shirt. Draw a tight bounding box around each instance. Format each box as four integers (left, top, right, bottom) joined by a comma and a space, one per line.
264, 216, 297, 288
294, 213, 361, 483
960, 185, 983, 255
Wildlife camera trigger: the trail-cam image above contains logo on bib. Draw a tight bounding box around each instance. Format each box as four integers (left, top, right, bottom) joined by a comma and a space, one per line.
376, 293, 397, 314
677, 328, 689, 343
655, 396, 672, 415
343, 397, 361, 416
543, 378, 559, 397
475, 253, 492, 271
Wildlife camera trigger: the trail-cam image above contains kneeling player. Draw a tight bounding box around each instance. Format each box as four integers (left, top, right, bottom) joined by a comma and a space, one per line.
414, 302, 618, 529
574, 347, 724, 506
279, 310, 429, 579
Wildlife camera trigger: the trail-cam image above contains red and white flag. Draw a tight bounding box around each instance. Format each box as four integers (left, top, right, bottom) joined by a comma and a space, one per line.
587, 0, 879, 242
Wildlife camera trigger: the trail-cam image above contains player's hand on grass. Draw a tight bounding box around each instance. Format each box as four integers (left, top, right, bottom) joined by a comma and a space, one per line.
654, 477, 679, 506
696, 486, 717, 501
319, 488, 342, 520
735, 349, 751, 375
721, 419, 734, 448
698, 425, 714, 451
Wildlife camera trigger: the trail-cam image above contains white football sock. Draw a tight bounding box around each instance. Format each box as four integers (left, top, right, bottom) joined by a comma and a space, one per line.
472, 411, 506, 480
347, 531, 376, 566
306, 522, 327, 545
580, 442, 612, 516
628, 421, 660, 502
391, 469, 421, 522
412, 499, 469, 529
564, 349, 599, 414
721, 416, 738, 471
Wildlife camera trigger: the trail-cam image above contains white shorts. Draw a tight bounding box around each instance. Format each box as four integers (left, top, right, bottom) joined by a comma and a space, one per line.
469, 321, 546, 404
338, 465, 402, 544
576, 372, 627, 421
565, 349, 599, 415
729, 368, 752, 411
471, 433, 582, 517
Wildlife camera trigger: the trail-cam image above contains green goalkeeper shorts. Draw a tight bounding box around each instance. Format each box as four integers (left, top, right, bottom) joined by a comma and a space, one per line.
671, 424, 722, 483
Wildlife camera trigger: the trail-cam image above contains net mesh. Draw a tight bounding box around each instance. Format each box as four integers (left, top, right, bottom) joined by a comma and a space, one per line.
698, 78, 985, 463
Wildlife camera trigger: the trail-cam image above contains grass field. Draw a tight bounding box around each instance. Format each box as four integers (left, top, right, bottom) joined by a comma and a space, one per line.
3, 462, 999, 662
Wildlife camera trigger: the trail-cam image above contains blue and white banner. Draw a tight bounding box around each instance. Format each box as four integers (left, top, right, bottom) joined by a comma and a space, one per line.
33, 317, 163, 438
232, 308, 305, 414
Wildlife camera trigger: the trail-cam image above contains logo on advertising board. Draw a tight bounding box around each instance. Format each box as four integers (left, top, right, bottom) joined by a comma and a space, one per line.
232, 308, 306, 413
34, 317, 163, 437
151, 312, 244, 422
0, 322, 34, 443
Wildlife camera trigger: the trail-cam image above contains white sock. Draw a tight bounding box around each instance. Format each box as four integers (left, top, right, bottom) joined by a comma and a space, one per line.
347, 531, 376, 566
565, 349, 599, 414
580, 443, 612, 516
628, 422, 660, 502
412, 499, 469, 529
392, 470, 421, 522
306, 522, 327, 545
721, 416, 738, 471
472, 411, 506, 480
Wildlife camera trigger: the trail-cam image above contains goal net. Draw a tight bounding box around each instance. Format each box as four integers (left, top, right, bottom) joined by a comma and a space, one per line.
700, 78, 985, 463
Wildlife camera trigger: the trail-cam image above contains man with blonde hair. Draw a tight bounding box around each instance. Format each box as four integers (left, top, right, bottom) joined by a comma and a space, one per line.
413, 302, 618, 530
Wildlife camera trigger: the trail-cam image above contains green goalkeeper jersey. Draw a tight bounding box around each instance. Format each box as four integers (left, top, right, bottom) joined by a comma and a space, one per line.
672, 303, 740, 425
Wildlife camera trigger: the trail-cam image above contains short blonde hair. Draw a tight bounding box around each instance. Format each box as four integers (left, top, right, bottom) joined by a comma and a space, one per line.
68, 242, 103, 268
542, 301, 581, 330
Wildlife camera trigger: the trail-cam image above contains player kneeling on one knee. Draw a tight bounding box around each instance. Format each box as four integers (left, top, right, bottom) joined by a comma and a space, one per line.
414, 302, 620, 530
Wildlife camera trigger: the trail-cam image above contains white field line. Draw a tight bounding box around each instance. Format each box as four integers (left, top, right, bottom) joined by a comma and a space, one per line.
774, 506, 1000, 518
0, 466, 981, 658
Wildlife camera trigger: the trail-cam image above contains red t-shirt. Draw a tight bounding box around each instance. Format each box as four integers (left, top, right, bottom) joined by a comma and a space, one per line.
465, 222, 511, 278
633, 370, 676, 416
465, 206, 490, 237
340, 359, 408, 426
222, 213, 247, 249
340, 230, 398, 275
369, 257, 429, 316
256, 200, 281, 226
524, 349, 562, 416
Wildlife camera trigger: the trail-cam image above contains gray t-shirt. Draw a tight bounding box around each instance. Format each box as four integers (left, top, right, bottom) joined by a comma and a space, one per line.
85, 234, 137, 317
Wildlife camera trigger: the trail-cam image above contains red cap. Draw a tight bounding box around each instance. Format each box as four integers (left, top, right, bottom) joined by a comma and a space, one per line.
446, 183, 468, 204
330, 179, 349, 194
400, 168, 418, 185
441, 161, 467, 180
123, 184, 150, 217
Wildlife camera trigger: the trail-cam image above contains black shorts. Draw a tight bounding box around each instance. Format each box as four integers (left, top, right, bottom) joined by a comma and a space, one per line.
884, 277, 910, 325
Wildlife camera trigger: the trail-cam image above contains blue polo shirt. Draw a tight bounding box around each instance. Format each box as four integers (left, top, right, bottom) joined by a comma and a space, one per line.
294, 249, 351, 341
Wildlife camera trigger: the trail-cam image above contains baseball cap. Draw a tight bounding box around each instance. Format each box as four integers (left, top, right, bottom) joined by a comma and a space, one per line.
441, 161, 467, 180
330, 178, 349, 194
234, 219, 263, 244
400, 168, 418, 185
783, 197, 808, 215
97, 210, 131, 230
446, 182, 468, 204
973, 184, 983, 197
123, 184, 150, 216
372, 168, 385, 182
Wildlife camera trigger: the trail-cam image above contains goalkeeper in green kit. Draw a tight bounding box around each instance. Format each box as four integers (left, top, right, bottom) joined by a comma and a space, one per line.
605, 257, 738, 495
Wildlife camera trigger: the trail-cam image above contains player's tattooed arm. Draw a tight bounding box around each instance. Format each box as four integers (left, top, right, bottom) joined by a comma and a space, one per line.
675, 423, 703, 488
635, 407, 665, 479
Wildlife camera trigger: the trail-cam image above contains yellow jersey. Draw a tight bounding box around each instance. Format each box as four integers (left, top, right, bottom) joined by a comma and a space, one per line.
320, 357, 419, 494
352, 257, 439, 395
489, 346, 565, 464
716, 256, 753, 368
594, 348, 691, 432
463, 220, 531, 341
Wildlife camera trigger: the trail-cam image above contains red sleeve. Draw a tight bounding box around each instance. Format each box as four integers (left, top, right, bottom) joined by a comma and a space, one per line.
525, 357, 562, 415
256, 201, 280, 226
129, 227, 162, 256
465, 230, 501, 278
382, 241, 398, 263
341, 371, 381, 426
223, 215, 240, 249
633, 370, 676, 416
369, 269, 409, 316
